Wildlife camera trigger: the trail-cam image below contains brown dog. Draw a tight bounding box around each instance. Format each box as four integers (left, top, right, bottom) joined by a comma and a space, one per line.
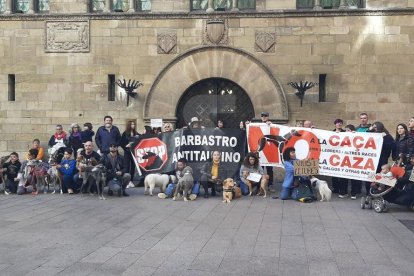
222, 178, 235, 203
242, 173, 269, 198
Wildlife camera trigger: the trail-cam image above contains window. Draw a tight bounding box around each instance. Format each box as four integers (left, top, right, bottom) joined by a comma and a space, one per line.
36, 0, 49, 12
108, 74, 115, 101
297, 0, 363, 9
14, 0, 29, 12
136, 0, 151, 11
191, 0, 255, 11
319, 74, 326, 102
0, 0, 6, 13
91, 0, 105, 12
8, 74, 15, 102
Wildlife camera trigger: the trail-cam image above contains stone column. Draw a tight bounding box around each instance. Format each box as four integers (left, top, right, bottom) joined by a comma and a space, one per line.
103, 0, 111, 12
127, 0, 135, 12
313, 0, 322, 10
231, 0, 238, 11
27, 0, 34, 13
339, 0, 348, 9
4, 0, 12, 14
206, 0, 214, 13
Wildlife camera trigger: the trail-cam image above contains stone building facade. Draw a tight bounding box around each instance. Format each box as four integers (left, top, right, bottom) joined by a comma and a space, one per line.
1, 0, 414, 156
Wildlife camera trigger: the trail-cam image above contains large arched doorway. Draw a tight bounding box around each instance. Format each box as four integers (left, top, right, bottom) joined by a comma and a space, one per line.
176, 78, 255, 128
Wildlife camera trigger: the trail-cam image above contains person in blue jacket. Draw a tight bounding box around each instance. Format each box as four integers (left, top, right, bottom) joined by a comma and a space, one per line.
95, 116, 121, 155
280, 147, 298, 200
58, 148, 76, 194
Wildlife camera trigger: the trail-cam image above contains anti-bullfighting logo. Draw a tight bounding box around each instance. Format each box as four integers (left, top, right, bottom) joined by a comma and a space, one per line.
134, 138, 168, 172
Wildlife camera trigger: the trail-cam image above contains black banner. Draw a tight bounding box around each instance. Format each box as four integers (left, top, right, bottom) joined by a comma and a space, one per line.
130, 128, 246, 180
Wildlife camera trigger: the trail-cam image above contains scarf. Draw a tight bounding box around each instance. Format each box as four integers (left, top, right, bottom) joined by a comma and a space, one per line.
54, 131, 67, 140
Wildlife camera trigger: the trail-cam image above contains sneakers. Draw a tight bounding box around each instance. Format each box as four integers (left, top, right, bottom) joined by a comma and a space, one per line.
126, 181, 135, 189
158, 193, 167, 199
4, 190, 11, 195
189, 194, 197, 201
351, 195, 357, 200
338, 194, 348, 198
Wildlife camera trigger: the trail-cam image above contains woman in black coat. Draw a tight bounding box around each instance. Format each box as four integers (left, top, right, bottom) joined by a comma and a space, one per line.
393, 123, 414, 164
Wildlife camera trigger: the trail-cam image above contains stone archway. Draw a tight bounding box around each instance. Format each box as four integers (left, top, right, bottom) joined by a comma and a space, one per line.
144, 46, 288, 125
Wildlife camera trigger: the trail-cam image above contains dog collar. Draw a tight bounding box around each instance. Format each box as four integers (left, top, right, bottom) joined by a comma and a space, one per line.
224, 188, 233, 192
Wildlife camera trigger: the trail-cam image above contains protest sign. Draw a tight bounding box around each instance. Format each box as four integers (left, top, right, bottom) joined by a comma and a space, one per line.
368, 174, 397, 187
131, 128, 246, 180
247, 123, 383, 181
294, 159, 319, 176
150, 118, 163, 128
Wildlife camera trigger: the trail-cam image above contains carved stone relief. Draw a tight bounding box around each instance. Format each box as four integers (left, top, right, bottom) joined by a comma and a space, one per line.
157, 30, 177, 54
45, 21, 89, 53
255, 31, 276, 53
203, 18, 228, 45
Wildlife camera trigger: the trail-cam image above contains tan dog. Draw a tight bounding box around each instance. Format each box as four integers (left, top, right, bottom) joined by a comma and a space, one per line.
242, 172, 269, 198
222, 178, 235, 203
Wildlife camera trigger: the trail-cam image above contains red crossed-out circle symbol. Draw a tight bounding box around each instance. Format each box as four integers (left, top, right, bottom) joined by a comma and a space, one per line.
134, 138, 168, 172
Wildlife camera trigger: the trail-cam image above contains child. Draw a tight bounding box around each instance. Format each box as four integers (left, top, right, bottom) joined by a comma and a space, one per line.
57, 148, 76, 194
1, 152, 22, 194
17, 149, 38, 195
27, 139, 44, 161
371, 164, 394, 192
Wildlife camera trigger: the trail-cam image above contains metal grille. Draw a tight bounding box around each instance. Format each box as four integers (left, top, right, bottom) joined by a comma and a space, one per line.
38, 0, 49, 11
191, 0, 254, 10
176, 78, 255, 129
91, 0, 105, 11
15, 0, 29, 12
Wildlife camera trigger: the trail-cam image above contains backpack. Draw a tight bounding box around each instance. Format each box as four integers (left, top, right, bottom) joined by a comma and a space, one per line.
292, 183, 315, 202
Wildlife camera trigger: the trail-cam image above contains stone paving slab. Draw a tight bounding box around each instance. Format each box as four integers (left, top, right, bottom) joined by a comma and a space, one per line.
0, 187, 413, 276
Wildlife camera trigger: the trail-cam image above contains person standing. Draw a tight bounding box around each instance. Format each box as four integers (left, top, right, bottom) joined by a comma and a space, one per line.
68, 123, 83, 158
81, 122, 95, 143
332, 119, 348, 197
95, 116, 122, 155
408, 117, 414, 139
393, 123, 414, 164
260, 111, 275, 191
121, 120, 140, 188
356, 112, 371, 132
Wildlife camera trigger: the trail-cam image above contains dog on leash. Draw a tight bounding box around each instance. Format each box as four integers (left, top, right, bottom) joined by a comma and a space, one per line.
47, 154, 62, 194
173, 166, 194, 202
222, 178, 236, 203
144, 174, 177, 196
310, 177, 332, 202
80, 164, 107, 200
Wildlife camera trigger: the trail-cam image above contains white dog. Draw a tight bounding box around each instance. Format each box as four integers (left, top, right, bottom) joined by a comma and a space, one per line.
310, 177, 332, 202
144, 174, 177, 196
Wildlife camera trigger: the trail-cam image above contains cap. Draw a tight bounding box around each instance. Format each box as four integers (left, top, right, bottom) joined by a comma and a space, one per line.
260, 112, 269, 117
334, 119, 343, 124
190, 117, 199, 123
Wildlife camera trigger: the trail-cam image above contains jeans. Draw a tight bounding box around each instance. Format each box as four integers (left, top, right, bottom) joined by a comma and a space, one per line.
108, 173, 131, 193
280, 187, 293, 200
5, 179, 18, 193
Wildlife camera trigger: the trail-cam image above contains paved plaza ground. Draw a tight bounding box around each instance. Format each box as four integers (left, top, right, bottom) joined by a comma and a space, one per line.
0, 188, 413, 276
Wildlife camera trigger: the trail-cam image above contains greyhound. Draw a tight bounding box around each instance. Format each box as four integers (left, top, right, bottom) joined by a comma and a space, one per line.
80, 164, 107, 200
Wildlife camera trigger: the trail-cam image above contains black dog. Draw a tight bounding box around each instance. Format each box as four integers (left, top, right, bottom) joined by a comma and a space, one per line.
257, 129, 301, 161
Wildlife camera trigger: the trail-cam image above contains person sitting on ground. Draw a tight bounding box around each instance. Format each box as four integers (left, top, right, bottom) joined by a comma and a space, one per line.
100, 143, 131, 197
80, 122, 94, 143
240, 152, 269, 196
158, 158, 196, 199
1, 152, 21, 195
17, 149, 38, 195
27, 139, 44, 161
200, 151, 232, 198
57, 148, 76, 194
73, 141, 101, 193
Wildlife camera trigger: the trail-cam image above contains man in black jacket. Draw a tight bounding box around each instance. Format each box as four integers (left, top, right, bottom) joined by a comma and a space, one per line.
101, 143, 131, 197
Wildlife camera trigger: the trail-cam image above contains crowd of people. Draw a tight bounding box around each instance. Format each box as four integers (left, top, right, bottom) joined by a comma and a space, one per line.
0, 113, 413, 203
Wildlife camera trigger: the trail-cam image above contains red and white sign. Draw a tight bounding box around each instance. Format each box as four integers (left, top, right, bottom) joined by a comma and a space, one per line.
247, 123, 384, 181
133, 137, 168, 172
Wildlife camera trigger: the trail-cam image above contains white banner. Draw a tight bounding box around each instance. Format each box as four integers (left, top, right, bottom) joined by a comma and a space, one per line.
247, 123, 384, 181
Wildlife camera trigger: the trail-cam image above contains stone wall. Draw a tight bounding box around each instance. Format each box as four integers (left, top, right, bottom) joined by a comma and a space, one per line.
0, 11, 414, 156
